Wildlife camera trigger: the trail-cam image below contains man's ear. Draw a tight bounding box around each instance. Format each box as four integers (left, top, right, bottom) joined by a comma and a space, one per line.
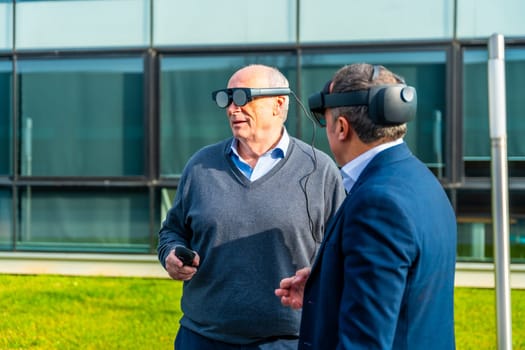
273, 95, 286, 116
336, 116, 350, 141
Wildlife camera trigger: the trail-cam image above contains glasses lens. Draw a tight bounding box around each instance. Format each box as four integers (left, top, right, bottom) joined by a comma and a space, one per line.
313, 111, 326, 127
214, 90, 231, 108
232, 89, 249, 106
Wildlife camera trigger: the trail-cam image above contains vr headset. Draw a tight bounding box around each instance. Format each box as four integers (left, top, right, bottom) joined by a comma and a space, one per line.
308, 80, 417, 127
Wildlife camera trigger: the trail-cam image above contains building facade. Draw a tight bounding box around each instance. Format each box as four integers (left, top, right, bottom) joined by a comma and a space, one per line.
1, 0, 525, 265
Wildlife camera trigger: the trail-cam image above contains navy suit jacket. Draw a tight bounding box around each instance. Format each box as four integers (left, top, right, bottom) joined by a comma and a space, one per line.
299, 143, 457, 350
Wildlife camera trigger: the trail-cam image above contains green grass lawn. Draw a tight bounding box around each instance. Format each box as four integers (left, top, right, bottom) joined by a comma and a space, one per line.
455, 287, 525, 349
0, 275, 180, 349
0, 274, 524, 349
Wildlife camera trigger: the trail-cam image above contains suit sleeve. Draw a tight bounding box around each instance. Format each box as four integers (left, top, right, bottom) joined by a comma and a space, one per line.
338, 186, 417, 349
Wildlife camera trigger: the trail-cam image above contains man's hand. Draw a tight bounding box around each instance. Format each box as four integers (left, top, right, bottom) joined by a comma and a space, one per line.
275, 267, 311, 309
165, 248, 199, 281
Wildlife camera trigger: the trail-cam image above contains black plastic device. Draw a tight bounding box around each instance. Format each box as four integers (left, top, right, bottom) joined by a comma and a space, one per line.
175, 246, 196, 266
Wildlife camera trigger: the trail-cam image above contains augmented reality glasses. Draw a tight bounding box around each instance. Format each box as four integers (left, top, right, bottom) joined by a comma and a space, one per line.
212, 87, 291, 108
308, 80, 417, 127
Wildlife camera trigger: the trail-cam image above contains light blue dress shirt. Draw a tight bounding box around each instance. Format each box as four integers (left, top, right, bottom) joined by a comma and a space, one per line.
230, 129, 289, 181
340, 138, 403, 193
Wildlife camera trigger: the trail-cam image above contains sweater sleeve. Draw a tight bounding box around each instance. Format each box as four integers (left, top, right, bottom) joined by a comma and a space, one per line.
157, 172, 193, 269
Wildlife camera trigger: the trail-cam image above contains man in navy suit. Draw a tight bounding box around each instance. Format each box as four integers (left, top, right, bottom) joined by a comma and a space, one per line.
275, 63, 457, 349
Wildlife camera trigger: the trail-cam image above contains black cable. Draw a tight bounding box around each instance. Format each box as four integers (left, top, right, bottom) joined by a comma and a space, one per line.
289, 90, 323, 262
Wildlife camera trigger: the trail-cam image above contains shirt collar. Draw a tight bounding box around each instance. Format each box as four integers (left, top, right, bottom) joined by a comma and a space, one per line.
230, 128, 289, 159
340, 138, 403, 193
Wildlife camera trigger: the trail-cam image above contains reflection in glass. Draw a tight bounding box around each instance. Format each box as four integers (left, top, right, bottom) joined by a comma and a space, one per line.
153, 0, 295, 46
160, 187, 176, 225
456, 189, 525, 263
15, 0, 150, 49
0, 59, 11, 175
159, 54, 297, 177
18, 188, 150, 252
0, 188, 12, 249
0, 1, 13, 50
463, 48, 525, 177
301, 51, 447, 177
456, 0, 525, 39
300, 0, 454, 42
17, 57, 145, 177
463, 49, 490, 172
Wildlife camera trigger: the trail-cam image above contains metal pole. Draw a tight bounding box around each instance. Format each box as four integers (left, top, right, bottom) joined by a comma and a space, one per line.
488, 33, 512, 350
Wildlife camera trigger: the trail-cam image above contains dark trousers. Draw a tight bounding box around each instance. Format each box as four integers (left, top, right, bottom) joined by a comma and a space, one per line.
174, 326, 298, 350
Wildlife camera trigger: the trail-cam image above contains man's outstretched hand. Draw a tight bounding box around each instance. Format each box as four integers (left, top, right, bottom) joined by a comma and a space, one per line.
275, 267, 311, 309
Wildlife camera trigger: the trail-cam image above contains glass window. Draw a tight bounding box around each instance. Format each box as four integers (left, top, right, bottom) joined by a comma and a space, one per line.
17, 57, 145, 177
300, 0, 454, 43
0, 188, 12, 249
456, 189, 525, 263
153, 0, 296, 46
463, 47, 525, 177
17, 188, 150, 253
0, 59, 11, 175
301, 50, 448, 178
457, 0, 525, 38
159, 54, 297, 177
0, 0, 13, 51
15, 0, 150, 49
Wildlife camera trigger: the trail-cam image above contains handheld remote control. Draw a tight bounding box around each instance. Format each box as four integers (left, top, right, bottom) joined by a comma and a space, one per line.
175, 246, 196, 266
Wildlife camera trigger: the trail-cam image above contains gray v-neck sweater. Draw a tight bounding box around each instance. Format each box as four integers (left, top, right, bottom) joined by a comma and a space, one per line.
158, 136, 345, 344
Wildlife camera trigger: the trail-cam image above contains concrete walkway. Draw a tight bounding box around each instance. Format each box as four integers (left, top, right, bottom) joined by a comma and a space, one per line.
1, 252, 525, 289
